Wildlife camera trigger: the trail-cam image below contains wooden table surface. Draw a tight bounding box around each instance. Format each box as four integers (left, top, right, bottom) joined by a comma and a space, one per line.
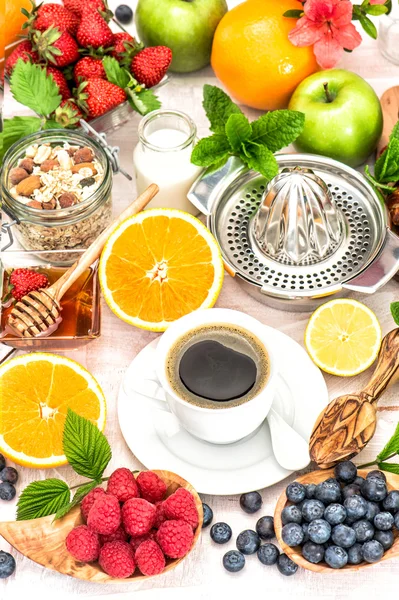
2, 2, 399, 598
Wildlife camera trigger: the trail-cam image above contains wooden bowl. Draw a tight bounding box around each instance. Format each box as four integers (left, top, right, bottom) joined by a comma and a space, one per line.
0, 470, 203, 583
274, 469, 399, 573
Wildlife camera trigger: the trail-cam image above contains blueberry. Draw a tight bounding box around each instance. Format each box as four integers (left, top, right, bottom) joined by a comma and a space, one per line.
223, 550, 245, 572
0, 551, 15, 579
395, 511, 399, 529
0, 482, 16, 501
286, 482, 306, 504
362, 540, 384, 563
374, 511, 394, 531
0, 455, 5, 471
115, 4, 133, 25
365, 501, 380, 522
361, 479, 387, 502
342, 484, 361, 500
210, 522, 232, 544
344, 495, 368, 520
282, 523, 304, 547
382, 490, 399, 512
347, 543, 363, 565
0, 467, 18, 484
324, 503, 347, 526
354, 476, 365, 487
374, 529, 395, 550
302, 499, 325, 522
257, 543, 279, 565
334, 461, 357, 484
305, 483, 317, 499
281, 505, 302, 525
202, 503, 213, 528
302, 541, 325, 564
308, 519, 331, 544
236, 529, 261, 555
240, 491, 262, 514
325, 545, 348, 569
256, 516, 275, 540
277, 553, 298, 576
352, 519, 374, 542
314, 478, 341, 504
366, 470, 386, 483
302, 523, 309, 543
331, 524, 356, 548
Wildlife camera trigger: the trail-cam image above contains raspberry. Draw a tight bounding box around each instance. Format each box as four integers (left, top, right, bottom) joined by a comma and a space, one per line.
154, 501, 167, 528
106, 467, 140, 502
81, 487, 106, 522
163, 488, 199, 529
157, 520, 194, 559
10, 268, 49, 301
99, 541, 136, 578
99, 524, 128, 545
137, 471, 167, 503
135, 540, 165, 576
130, 529, 157, 553
87, 494, 121, 535
122, 498, 156, 536
66, 525, 100, 562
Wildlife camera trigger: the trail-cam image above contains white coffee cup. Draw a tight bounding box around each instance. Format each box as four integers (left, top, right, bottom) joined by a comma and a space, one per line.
126, 308, 278, 445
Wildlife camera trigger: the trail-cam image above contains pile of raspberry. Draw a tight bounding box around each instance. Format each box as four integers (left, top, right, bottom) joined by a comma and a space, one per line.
66, 468, 199, 578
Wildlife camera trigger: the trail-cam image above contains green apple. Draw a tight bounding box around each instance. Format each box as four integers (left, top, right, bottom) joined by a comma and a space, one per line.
135, 0, 228, 73
288, 69, 383, 168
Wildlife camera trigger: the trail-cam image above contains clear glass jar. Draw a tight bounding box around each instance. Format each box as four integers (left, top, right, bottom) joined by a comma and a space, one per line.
133, 109, 202, 215
379, 3, 399, 65
1, 129, 113, 265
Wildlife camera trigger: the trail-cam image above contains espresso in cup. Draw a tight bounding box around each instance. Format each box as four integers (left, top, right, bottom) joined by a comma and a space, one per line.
165, 323, 270, 409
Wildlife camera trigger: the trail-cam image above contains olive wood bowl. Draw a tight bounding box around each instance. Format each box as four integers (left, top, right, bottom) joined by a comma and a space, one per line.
274, 469, 399, 573
0, 470, 203, 583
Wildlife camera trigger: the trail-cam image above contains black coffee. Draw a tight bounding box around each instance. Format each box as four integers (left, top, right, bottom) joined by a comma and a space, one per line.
165, 323, 270, 409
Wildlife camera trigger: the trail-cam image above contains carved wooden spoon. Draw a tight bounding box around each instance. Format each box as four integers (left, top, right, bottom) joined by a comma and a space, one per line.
377, 85, 399, 156
309, 328, 399, 468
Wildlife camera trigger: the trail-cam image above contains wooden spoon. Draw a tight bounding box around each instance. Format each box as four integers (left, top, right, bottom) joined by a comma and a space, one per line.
377, 86, 399, 156
309, 328, 399, 468
7, 184, 159, 339
0, 470, 203, 583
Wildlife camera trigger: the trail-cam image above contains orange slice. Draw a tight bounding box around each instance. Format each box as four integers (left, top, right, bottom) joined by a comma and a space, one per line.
99, 209, 224, 331
0, 353, 106, 468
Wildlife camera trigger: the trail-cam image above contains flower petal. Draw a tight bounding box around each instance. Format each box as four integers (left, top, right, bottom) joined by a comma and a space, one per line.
331, 23, 362, 50
304, 0, 338, 21
289, 16, 327, 47
369, 0, 386, 4
331, 0, 355, 27
313, 31, 344, 69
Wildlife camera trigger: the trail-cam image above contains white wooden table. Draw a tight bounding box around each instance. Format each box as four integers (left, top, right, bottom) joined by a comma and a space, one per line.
2, 2, 399, 598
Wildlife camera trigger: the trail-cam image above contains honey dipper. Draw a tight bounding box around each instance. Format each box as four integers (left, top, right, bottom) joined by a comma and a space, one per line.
7, 184, 159, 338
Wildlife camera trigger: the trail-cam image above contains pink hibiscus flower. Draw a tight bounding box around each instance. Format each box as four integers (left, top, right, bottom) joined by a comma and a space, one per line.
289, 0, 362, 69
369, 0, 386, 4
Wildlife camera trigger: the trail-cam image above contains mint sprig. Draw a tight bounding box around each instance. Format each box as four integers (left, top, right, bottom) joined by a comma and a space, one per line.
10, 59, 61, 117
191, 85, 305, 180
365, 120, 399, 192
359, 421, 399, 473
391, 302, 399, 326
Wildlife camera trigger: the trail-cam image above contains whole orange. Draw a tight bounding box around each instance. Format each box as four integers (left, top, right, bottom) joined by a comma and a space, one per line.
211, 0, 319, 111
0, 0, 31, 63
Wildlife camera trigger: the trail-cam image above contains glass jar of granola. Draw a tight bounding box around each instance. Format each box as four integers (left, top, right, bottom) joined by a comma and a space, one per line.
1, 129, 113, 265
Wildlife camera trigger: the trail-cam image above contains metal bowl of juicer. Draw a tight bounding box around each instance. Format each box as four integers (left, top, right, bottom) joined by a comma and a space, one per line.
188, 154, 399, 312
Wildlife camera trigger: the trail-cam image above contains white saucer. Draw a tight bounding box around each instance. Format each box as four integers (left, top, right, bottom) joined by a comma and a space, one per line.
118, 325, 328, 495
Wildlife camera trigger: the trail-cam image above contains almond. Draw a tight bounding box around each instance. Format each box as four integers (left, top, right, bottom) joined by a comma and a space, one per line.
9, 167, 29, 185
59, 192, 77, 208
71, 162, 97, 175
73, 147, 94, 164
26, 200, 43, 210
16, 175, 42, 197
19, 158, 34, 174
41, 159, 60, 173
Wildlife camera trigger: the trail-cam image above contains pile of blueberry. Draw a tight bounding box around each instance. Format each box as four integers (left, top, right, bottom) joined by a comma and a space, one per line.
0, 551, 15, 580
0, 454, 18, 502
280, 461, 399, 569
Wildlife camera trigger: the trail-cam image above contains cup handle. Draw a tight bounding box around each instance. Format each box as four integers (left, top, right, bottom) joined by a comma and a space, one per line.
123, 367, 171, 413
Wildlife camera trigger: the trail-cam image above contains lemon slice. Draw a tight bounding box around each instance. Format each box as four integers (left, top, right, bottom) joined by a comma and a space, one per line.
305, 299, 382, 377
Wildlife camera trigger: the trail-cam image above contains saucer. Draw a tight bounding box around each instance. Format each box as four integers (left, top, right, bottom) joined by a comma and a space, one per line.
118, 325, 328, 495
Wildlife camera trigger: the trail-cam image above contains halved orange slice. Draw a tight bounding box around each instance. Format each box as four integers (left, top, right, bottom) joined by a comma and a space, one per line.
99, 209, 224, 331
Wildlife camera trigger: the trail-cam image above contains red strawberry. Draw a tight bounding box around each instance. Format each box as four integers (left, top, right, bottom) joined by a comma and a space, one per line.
5, 40, 39, 77
76, 78, 126, 118
76, 6, 114, 50
32, 27, 80, 67
46, 66, 70, 100
73, 57, 106, 85
131, 46, 172, 88
110, 32, 137, 62
63, 0, 109, 18
52, 99, 83, 128
28, 3, 79, 36
9, 269, 49, 302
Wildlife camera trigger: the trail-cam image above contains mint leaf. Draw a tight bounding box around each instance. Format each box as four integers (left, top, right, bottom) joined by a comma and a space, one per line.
389, 120, 399, 142
191, 134, 231, 167
10, 60, 61, 116
127, 88, 161, 115
0, 117, 42, 161
251, 110, 305, 152
102, 56, 130, 89
376, 138, 399, 182
391, 302, 399, 326
63, 409, 111, 480
203, 84, 243, 134
242, 143, 279, 180
364, 165, 395, 192
17, 479, 70, 520
378, 462, 399, 475
54, 481, 98, 521
359, 14, 378, 39
225, 114, 252, 152
377, 421, 399, 460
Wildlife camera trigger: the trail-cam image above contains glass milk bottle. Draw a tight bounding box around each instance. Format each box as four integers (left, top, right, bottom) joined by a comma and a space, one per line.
133, 109, 203, 214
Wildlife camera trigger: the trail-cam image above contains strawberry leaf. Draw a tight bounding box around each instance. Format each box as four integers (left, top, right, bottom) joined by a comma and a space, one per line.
127, 88, 161, 115
102, 56, 130, 89
10, 60, 61, 116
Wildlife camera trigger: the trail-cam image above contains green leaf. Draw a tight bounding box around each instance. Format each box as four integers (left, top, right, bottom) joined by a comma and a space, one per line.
364, 165, 396, 192
10, 60, 61, 116
389, 120, 399, 142
63, 409, 111, 480
378, 462, 399, 475
241, 143, 279, 181
366, 4, 388, 15
283, 9, 303, 17
203, 155, 230, 175
359, 14, 378, 39
17, 479, 70, 520
127, 88, 161, 115
225, 114, 252, 152
102, 56, 130, 89
0, 117, 42, 161
202, 84, 243, 134
376, 138, 399, 182
191, 134, 231, 167
377, 422, 399, 460
54, 481, 98, 521
250, 110, 305, 152
391, 302, 399, 326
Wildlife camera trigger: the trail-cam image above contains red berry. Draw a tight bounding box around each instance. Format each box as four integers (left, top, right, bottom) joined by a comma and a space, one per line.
99, 524, 128, 545
137, 471, 167, 504
81, 487, 106, 522
122, 498, 156, 537
33, 3, 79, 36
129, 529, 157, 553
76, 6, 114, 49
10, 268, 49, 302
32, 28, 80, 68
66, 525, 100, 562
5, 41, 39, 77
99, 541, 136, 578
135, 540, 165, 576
53, 99, 83, 129
131, 46, 172, 88
110, 32, 136, 62
157, 520, 194, 559
73, 57, 106, 85
154, 501, 167, 529
46, 66, 70, 100
64, 0, 107, 17
87, 494, 121, 535
163, 488, 199, 529
106, 468, 140, 503
76, 78, 127, 118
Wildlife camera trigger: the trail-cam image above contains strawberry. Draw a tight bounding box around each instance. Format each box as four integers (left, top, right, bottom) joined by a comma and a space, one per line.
76, 78, 127, 118
73, 57, 106, 85
31, 27, 80, 67
9, 269, 49, 302
131, 46, 172, 88
110, 32, 138, 62
52, 99, 83, 128
26, 3, 79, 36
5, 40, 39, 77
46, 66, 70, 100
76, 6, 114, 50
63, 0, 110, 19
